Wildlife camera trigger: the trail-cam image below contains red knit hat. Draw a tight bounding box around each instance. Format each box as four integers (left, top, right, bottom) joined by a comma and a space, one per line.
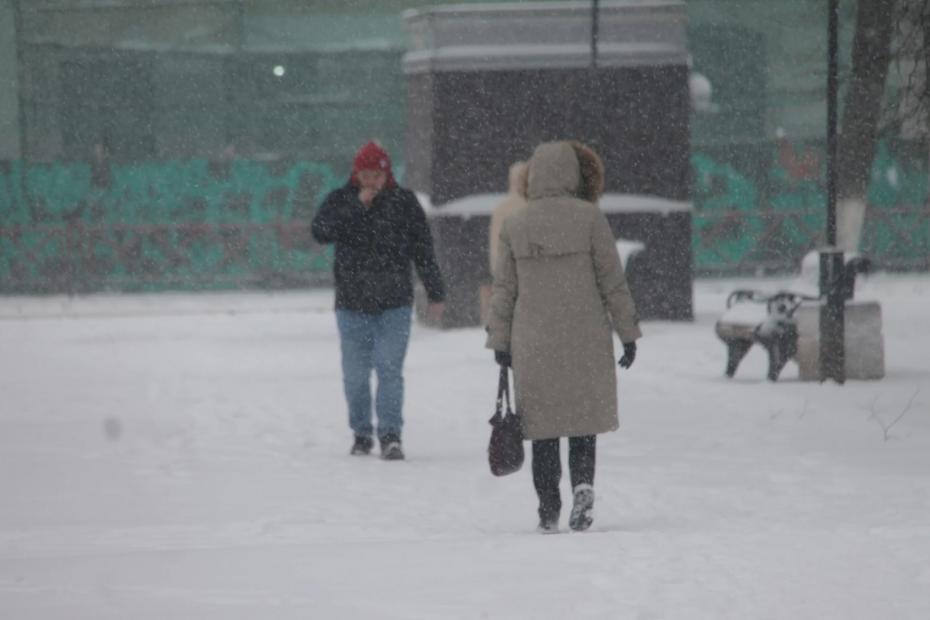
350, 140, 396, 188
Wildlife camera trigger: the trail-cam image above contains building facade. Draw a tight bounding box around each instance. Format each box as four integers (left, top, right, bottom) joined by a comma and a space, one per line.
3, 0, 872, 166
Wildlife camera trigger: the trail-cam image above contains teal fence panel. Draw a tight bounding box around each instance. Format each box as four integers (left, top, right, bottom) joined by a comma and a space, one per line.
1, 141, 928, 294
0, 159, 342, 293
692, 139, 929, 274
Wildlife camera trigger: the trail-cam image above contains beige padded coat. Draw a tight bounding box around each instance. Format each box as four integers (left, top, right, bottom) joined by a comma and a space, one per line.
485, 142, 641, 440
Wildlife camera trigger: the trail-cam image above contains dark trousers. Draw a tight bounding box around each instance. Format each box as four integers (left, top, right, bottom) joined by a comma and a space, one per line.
531, 435, 596, 518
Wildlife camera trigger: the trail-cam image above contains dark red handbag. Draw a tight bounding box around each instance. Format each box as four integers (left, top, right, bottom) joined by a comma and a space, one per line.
488, 365, 524, 476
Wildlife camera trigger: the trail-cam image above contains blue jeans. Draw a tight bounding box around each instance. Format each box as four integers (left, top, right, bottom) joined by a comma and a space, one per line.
335, 306, 412, 439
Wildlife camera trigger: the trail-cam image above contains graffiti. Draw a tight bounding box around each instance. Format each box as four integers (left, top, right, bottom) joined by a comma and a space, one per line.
1, 143, 927, 293
691, 152, 766, 266
0, 159, 344, 293
693, 140, 929, 273
862, 142, 930, 264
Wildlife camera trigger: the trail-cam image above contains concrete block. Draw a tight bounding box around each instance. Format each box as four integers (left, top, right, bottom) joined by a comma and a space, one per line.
795, 301, 885, 381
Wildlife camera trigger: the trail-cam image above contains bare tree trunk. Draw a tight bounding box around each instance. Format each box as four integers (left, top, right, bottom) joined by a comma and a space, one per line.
925, 2, 930, 211
837, 0, 896, 252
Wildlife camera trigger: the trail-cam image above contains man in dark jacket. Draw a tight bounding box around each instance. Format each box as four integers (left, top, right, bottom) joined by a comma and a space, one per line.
312, 141, 445, 460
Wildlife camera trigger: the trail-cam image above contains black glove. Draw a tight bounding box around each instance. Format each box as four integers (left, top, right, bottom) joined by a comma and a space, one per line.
618, 341, 637, 369
494, 350, 512, 368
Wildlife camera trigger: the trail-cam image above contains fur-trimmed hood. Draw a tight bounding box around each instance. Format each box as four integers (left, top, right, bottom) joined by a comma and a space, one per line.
569, 141, 605, 202
526, 142, 580, 200
526, 141, 604, 203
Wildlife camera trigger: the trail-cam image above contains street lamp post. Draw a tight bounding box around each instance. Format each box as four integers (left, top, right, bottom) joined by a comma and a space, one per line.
820, 0, 846, 383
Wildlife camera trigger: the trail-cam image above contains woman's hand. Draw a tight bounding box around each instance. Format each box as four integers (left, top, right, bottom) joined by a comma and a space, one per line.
494, 351, 512, 368
618, 341, 636, 369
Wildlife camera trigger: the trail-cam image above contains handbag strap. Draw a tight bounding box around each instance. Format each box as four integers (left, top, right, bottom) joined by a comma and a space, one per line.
496, 365, 514, 415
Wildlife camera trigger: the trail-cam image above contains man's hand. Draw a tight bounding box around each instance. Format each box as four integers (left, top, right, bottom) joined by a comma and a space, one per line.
426, 302, 445, 324
359, 187, 379, 206
618, 341, 637, 369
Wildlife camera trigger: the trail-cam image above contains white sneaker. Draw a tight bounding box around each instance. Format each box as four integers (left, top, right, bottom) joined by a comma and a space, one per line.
568, 484, 594, 531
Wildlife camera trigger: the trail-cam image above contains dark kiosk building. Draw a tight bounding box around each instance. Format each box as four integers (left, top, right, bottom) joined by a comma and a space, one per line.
403, 1, 693, 327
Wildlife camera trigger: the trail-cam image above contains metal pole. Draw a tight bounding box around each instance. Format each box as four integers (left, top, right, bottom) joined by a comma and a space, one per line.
826, 0, 838, 246
11, 0, 27, 160
591, 0, 599, 69
235, 0, 245, 52
820, 0, 845, 384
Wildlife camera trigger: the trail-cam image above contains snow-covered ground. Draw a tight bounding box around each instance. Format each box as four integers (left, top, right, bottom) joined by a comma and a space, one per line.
1, 274, 928, 619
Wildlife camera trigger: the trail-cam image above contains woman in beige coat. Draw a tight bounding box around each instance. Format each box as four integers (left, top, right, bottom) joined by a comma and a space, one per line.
485, 141, 641, 533
489, 161, 528, 274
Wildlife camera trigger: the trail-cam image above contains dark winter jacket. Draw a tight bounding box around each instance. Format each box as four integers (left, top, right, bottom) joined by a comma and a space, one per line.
311, 183, 445, 314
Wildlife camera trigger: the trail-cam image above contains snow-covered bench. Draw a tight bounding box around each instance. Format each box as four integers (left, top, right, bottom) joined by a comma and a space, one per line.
715, 289, 817, 381
715, 253, 876, 381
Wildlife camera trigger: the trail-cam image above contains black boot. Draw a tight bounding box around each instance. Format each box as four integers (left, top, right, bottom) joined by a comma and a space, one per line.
350, 435, 374, 456
537, 501, 561, 534
532, 438, 562, 533
379, 433, 404, 461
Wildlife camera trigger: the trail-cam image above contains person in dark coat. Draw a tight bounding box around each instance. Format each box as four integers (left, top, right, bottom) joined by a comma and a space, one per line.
312, 141, 446, 460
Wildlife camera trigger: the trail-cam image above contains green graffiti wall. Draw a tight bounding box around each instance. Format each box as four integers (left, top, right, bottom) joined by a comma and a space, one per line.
693, 140, 929, 273
1, 142, 928, 294
0, 159, 343, 293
